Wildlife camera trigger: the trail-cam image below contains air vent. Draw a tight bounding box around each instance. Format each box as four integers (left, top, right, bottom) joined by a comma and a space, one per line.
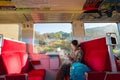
23, 22, 33, 29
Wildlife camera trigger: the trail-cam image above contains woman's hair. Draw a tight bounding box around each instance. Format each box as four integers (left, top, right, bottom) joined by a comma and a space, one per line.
71, 40, 78, 46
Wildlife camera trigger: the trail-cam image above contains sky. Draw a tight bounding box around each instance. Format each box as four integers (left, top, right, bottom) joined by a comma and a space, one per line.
84, 23, 117, 29
34, 23, 117, 34
34, 23, 72, 34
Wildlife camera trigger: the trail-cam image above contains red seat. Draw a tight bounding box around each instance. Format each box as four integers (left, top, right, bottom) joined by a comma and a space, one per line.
80, 37, 120, 80
0, 38, 46, 80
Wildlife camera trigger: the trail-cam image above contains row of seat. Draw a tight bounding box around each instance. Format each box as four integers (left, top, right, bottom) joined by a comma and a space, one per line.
0, 38, 46, 80
1, 37, 120, 80
81, 37, 120, 80
66, 37, 120, 80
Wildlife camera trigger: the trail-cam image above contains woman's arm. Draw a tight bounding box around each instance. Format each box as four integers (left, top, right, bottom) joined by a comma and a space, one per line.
74, 49, 83, 62
67, 48, 83, 63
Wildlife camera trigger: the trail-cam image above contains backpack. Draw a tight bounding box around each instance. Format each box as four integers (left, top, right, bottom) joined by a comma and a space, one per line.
70, 62, 90, 80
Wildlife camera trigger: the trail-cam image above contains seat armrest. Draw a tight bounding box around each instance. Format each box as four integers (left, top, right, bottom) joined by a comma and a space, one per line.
27, 60, 41, 71
0, 75, 5, 80
117, 60, 120, 65
31, 60, 41, 65
104, 72, 120, 80
85, 72, 106, 80
28, 69, 46, 77
5, 73, 28, 80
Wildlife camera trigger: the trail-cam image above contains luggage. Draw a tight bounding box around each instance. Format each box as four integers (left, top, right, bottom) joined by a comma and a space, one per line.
70, 62, 90, 80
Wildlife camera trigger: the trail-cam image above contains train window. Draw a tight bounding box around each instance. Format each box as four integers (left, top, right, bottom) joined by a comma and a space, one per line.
34, 23, 73, 54
84, 23, 120, 59
84, 23, 119, 41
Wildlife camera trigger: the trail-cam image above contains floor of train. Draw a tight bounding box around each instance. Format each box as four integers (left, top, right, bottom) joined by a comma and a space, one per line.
45, 69, 58, 80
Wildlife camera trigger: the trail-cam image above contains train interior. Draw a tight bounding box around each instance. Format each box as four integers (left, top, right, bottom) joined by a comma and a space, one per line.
0, 0, 120, 80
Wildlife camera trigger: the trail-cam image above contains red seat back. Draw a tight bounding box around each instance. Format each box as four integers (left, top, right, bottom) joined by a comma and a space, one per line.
80, 37, 111, 71
1, 52, 22, 74
0, 38, 30, 74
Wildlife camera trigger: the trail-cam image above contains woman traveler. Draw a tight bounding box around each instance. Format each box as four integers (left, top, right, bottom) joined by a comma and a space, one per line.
56, 40, 83, 80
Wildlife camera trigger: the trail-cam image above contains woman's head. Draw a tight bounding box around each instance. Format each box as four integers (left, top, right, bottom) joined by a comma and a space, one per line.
71, 40, 78, 50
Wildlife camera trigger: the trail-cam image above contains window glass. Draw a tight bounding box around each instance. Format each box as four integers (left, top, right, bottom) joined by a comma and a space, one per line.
84, 23, 119, 40
84, 23, 120, 58
34, 23, 73, 55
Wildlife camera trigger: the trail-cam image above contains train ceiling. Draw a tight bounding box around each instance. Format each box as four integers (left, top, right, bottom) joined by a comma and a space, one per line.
0, 0, 120, 23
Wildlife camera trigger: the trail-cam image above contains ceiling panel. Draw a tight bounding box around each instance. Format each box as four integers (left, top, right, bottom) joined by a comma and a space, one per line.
13, 0, 86, 10
0, 10, 83, 23
12, 0, 49, 8
0, 0, 86, 23
80, 12, 120, 22
0, 0, 118, 24
31, 13, 82, 23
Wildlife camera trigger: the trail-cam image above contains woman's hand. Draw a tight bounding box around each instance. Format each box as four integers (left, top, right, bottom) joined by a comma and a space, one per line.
67, 53, 72, 58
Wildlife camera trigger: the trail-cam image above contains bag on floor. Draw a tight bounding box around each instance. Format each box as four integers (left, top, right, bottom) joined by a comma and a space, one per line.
70, 62, 90, 80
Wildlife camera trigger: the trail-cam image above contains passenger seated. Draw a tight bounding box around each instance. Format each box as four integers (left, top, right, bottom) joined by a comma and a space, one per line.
56, 40, 83, 80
